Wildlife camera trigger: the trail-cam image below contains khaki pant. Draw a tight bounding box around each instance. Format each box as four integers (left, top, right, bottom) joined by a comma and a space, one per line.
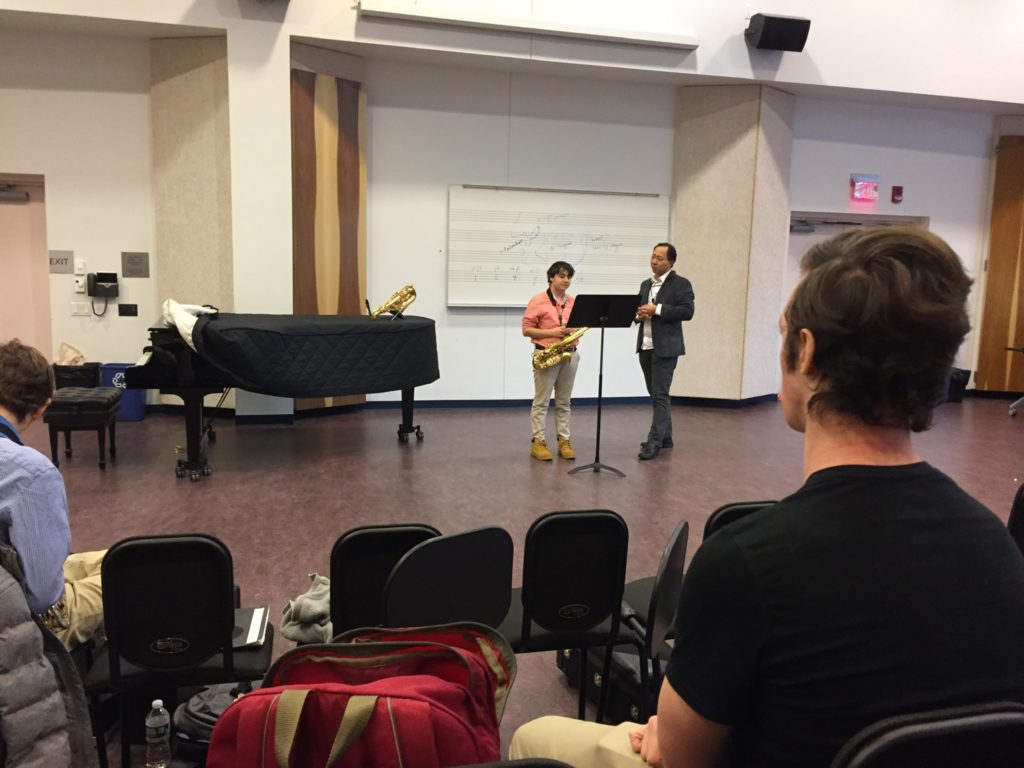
531, 351, 580, 442
41, 549, 106, 649
510, 716, 645, 768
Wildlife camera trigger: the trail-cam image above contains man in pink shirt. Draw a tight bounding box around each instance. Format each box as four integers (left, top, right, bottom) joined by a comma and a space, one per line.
521, 261, 580, 461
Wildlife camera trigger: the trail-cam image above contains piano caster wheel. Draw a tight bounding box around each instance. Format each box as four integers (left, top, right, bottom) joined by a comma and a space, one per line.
202, 466, 212, 476
398, 429, 409, 443
176, 467, 187, 479
190, 471, 201, 482
1011, 408, 1017, 417
415, 427, 424, 441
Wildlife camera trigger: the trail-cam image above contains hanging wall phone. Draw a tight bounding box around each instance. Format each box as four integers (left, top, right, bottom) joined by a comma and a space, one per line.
86, 272, 119, 298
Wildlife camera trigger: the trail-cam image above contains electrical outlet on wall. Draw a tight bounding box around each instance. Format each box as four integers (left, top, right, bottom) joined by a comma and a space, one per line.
71, 302, 90, 317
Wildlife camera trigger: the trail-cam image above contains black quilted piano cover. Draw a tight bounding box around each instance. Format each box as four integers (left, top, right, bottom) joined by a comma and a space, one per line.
191, 314, 439, 398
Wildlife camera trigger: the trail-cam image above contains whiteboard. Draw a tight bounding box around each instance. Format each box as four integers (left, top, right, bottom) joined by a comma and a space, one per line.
447, 185, 670, 307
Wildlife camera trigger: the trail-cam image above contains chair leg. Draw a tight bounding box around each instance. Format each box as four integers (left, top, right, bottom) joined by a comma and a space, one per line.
120, 696, 131, 768
578, 648, 588, 720
97, 426, 106, 470
89, 694, 110, 768
64, 429, 73, 457
634, 640, 653, 722
596, 643, 614, 724
48, 426, 60, 467
108, 418, 117, 459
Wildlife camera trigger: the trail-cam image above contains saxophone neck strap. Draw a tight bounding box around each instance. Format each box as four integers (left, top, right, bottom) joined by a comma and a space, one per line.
546, 288, 568, 325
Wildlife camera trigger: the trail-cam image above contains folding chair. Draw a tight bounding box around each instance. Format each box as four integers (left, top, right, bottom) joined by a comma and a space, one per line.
831, 701, 1024, 768
498, 510, 631, 722
383, 526, 514, 629
703, 500, 777, 539
616, 520, 690, 719
84, 534, 274, 768
329, 523, 440, 635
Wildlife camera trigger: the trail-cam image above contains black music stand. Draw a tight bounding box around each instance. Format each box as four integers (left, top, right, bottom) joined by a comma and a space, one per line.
566, 294, 638, 477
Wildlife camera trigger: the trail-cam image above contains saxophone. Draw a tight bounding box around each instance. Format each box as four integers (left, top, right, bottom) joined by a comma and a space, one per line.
532, 327, 589, 370
370, 285, 417, 319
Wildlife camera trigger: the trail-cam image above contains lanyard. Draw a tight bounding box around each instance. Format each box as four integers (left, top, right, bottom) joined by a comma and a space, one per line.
0, 421, 22, 445
546, 288, 567, 325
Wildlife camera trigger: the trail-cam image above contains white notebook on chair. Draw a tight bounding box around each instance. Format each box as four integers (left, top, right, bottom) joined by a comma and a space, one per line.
232, 606, 269, 649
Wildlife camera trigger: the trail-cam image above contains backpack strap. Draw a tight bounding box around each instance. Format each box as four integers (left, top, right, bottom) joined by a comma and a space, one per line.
327, 695, 377, 766
273, 690, 377, 768
274, 689, 308, 767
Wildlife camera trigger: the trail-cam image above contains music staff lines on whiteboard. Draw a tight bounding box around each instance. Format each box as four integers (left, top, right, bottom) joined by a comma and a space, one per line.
449, 251, 645, 268
450, 230, 643, 250
451, 208, 666, 229
450, 268, 639, 285
446, 185, 669, 306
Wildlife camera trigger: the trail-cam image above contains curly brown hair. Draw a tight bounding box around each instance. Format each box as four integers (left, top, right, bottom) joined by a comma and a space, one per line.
0, 339, 54, 423
783, 227, 972, 432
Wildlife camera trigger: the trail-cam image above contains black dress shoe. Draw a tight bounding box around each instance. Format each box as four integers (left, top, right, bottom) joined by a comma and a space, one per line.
638, 443, 660, 460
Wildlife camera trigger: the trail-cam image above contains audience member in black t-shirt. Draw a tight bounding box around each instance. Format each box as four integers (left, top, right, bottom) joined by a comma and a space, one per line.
509, 227, 1024, 767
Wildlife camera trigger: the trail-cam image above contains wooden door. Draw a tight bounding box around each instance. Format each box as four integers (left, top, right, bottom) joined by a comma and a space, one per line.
976, 136, 1024, 392
290, 71, 367, 410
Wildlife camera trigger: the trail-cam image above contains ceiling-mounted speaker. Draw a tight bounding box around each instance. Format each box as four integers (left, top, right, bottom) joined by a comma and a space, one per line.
745, 13, 810, 52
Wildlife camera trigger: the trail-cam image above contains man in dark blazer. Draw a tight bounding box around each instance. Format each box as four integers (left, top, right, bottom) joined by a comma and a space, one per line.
635, 242, 695, 460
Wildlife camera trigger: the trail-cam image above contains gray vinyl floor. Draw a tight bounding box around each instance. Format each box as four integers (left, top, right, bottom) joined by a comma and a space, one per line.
25, 395, 1023, 763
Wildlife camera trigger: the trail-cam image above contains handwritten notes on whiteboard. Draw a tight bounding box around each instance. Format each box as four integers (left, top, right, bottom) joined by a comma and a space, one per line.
447, 186, 669, 306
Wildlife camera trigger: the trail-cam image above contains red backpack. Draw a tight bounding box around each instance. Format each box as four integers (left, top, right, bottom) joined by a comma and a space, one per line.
207, 623, 515, 767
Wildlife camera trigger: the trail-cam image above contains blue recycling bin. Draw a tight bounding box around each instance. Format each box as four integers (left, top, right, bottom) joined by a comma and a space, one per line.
101, 363, 146, 421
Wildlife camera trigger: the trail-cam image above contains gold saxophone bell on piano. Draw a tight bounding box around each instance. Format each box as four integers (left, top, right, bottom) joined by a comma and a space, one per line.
532, 327, 589, 370
369, 285, 417, 319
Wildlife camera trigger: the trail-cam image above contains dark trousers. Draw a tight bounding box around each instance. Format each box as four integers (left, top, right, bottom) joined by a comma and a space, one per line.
639, 349, 678, 446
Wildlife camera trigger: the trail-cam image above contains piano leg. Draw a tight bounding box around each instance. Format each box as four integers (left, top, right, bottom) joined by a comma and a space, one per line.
163, 387, 223, 480
397, 387, 424, 443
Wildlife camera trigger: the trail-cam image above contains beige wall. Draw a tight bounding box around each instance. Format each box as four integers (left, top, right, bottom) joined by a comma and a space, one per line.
151, 36, 234, 408
151, 37, 233, 312
671, 85, 794, 400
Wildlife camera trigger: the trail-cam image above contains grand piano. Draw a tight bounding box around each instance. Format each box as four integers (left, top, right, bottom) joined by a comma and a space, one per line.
126, 312, 440, 480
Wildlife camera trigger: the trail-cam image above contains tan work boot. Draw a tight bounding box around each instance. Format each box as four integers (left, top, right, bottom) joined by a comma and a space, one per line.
531, 439, 553, 461
558, 437, 576, 460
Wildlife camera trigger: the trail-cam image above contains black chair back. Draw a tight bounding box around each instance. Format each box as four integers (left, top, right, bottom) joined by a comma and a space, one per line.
384, 526, 513, 629
53, 362, 101, 388
703, 500, 776, 539
831, 701, 1024, 768
330, 524, 440, 634
1008, 484, 1024, 558
644, 520, 689, 662
102, 534, 236, 684
521, 510, 628, 639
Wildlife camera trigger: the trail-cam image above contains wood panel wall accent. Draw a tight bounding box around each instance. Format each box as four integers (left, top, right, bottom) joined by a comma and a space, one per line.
976, 136, 1024, 392
291, 70, 367, 410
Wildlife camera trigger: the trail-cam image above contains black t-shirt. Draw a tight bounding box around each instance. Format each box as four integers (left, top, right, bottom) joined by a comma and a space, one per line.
666, 463, 1024, 767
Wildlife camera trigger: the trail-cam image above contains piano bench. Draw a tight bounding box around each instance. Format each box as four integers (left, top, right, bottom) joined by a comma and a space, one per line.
43, 387, 121, 470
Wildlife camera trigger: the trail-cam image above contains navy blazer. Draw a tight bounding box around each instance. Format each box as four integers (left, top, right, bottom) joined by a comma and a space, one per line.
635, 271, 695, 356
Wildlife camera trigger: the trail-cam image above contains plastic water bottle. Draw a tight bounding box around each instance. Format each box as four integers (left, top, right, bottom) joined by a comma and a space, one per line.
144, 698, 171, 768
